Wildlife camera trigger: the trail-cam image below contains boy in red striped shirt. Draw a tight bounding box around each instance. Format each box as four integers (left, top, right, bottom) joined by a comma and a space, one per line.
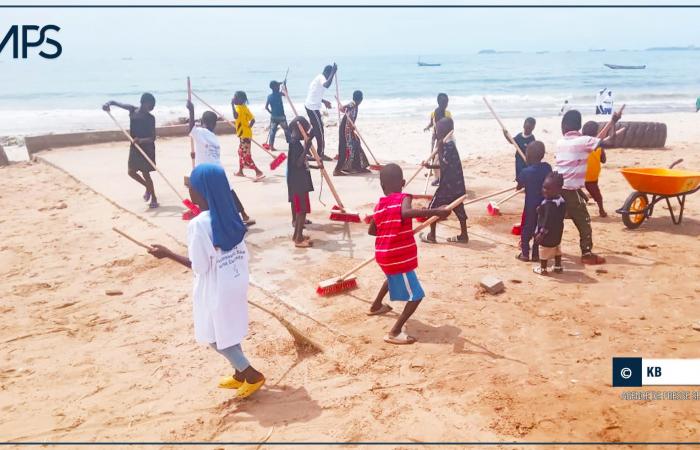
367, 163, 449, 345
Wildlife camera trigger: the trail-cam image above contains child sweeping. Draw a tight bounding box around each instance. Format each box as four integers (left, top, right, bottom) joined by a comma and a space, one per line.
515, 141, 552, 262
334, 90, 370, 176
582, 121, 608, 217
264, 81, 289, 151
367, 163, 450, 344
147, 163, 265, 398
186, 100, 254, 226
423, 93, 452, 186
503, 117, 536, 179
102, 93, 159, 209
232, 91, 264, 181
420, 117, 469, 244
287, 116, 315, 248
534, 172, 567, 275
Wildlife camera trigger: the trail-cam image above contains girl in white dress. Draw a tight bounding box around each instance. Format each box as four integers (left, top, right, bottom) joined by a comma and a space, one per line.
149, 163, 265, 399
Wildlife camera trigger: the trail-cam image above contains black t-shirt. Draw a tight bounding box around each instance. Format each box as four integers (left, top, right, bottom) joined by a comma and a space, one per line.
536, 197, 566, 247
286, 140, 314, 200
513, 132, 535, 176
129, 110, 155, 150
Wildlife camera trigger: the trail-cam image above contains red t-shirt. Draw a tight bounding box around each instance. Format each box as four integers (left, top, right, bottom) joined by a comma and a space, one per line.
373, 192, 418, 275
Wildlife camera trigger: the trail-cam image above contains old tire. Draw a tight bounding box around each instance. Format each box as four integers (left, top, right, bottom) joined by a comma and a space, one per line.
597, 121, 667, 149
621, 191, 649, 229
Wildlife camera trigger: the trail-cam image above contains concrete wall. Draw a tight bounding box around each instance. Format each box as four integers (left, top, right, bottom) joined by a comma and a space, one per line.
25, 121, 236, 154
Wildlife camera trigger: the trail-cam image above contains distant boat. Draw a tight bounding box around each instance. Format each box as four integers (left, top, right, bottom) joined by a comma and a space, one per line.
417, 57, 441, 67
604, 63, 647, 70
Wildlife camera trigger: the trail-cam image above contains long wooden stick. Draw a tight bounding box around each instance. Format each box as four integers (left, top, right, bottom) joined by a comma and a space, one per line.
105, 111, 185, 203
335, 185, 516, 281
187, 77, 195, 169
482, 97, 527, 162
190, 90, 277, 161
112, 227, 153, 250
405, 130, 454, 187
282, 84, 349, 211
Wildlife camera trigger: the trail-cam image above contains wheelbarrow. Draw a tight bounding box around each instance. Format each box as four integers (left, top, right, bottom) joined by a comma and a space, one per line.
616, 159, 700, 229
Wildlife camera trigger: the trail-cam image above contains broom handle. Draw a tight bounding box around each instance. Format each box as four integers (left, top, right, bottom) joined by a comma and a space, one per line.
187, 77, 195, 169
596, 104, 625, 138
405, 130, 453, 187
334, 94, 382, 167
482, 97, 527, 162
338, 185, 516, 281
190, 91, 276, 161
335, 73, 341, 127
105, 111, 185, 203
113, 227, 154, 251
494, 188, 523, 205
282, 85, 348, 211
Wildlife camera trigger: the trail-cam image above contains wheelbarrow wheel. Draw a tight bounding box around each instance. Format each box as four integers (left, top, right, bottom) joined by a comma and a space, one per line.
621, 191, 649, 229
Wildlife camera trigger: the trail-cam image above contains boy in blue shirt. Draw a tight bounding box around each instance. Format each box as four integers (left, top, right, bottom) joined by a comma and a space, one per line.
264, 81, 289, 151
515, 140, 551, 262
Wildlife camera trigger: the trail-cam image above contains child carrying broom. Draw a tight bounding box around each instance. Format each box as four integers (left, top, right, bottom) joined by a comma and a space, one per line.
367, 163, 450, 345
420, 117, 469, 244
287, 116, 316, 248
147, 163, 265, 398
232, 91, 264, 181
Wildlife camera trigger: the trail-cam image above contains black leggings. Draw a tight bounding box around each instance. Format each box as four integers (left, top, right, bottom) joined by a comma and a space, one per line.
305, 107, 325, 157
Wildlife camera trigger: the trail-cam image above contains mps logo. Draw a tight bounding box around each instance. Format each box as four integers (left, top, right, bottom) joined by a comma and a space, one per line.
0, 25, 62, 59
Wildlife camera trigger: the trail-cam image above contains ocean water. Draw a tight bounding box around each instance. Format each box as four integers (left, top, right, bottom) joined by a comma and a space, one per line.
1, 50, 699, 137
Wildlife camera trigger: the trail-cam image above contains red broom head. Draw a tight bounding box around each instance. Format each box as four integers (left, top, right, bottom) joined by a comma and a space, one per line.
182, 199, 201, 221
511, 223, 522, 236
329, 211, 361, 223
369, 164, 383, 171
270, 152, 287, 170
262, 143, 271, 150
487, 201, 500, 216
316, 276, 358, 296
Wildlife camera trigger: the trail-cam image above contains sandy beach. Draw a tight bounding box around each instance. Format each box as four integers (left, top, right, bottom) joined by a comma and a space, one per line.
2, 111, 700, 446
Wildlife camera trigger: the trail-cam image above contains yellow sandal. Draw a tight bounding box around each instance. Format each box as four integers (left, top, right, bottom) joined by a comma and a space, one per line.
218, 375, 243, 389
236, 378, 266, 399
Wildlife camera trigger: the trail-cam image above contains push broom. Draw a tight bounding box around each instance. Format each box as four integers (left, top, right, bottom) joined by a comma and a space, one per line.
282, 84, 361, 223
317, 184, 516, 296
105, 111, 200, 220
190, 90, 287, 171
333, 72, 383, 171
112, 227, 325, 353
487, 188, 523, 216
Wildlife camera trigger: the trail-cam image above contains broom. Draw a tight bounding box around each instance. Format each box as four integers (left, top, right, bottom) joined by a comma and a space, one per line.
282, 84, 361, 223
405, 130, 453, 187
105, 111, 200, 220
333, 74, 383, 171
482, 97, 528, 163
317, 184, 516, 296
112, 227, 325, 353
487, 188, 523, 216
190, 91, 287, 171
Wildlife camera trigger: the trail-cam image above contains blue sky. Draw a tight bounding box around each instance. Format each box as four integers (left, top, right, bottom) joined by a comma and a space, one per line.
1, 6, 699, 58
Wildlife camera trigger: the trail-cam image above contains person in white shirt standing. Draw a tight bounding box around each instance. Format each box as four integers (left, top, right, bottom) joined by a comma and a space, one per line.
595, 88, 607, 114
601, 91, 614, 114
186, 100, 254, 225
304, 63, 338, 161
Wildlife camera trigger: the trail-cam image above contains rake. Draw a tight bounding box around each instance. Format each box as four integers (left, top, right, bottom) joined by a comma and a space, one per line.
105, 110, 200, 220
282, 84, 361, 223
190, 90, 287, 171
317, 184, 517, 296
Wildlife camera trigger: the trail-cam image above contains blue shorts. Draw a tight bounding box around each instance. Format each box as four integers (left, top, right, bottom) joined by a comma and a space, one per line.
386, 271, 425, 302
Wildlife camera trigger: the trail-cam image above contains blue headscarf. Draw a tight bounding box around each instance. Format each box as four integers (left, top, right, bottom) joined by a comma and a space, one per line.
189, 164, 246, 251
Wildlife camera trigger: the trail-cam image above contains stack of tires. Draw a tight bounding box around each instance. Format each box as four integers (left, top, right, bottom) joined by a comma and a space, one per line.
596, 121, 667, 149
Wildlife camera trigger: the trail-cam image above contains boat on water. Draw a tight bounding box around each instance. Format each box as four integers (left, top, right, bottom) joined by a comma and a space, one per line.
604, 63, 647, 70
417, 57, 441, 67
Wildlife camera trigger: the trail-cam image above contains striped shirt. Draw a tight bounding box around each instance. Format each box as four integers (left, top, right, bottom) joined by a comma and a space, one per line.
373, 192, 417, 275
555, 131, 601, 190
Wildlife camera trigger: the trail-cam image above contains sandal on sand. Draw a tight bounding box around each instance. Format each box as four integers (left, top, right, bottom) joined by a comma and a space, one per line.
148, 200, 159, 209
533, 266, 548, 276
384, 331, 416, 345
367, 304, 393, 316
581, 253, 606, 265
447, 235, 468, 244
419, 232, 437, 244
515, 253, 530, 262
244, 219, 256, 226
236, 378, 265, 399
294, 239, 312, 248
253, 174, 266, 182
218, 375, 243, 389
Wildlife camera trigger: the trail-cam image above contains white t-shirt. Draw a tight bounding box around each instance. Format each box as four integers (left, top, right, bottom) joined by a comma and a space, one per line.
602, 93, 614, 109
190, 126, 221, 167
304, 73, 328, 111
188, 211, 249, 350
